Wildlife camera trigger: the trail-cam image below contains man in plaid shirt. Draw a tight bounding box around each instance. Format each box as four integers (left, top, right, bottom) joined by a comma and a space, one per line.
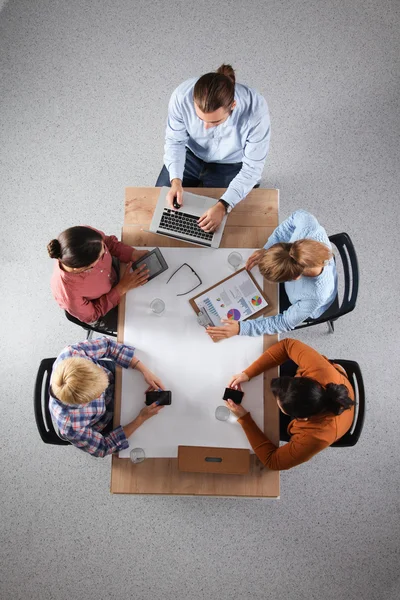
50, 337, 165, 457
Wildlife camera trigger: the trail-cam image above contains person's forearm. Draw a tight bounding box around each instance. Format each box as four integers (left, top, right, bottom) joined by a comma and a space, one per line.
244, 340, 289, 379
122, 415, 145, 439
221, 115, 270, 207
164, 133, 187, 181
114, 281, 127, 297
240, 298, 320, 337
69, 287, 121, 324
237, 412, 279, 468
220, 166, 260, 207
130, 356, 146, 373
239, 313, 293, 336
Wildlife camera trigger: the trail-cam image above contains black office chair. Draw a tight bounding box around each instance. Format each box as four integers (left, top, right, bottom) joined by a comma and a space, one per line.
279, 359, 365, 447
34, 358, 70, 445
65, 309, 117, 339
279, 232, 359, 333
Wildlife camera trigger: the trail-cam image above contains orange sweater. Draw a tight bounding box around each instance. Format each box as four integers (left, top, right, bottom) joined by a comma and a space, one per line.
238, 338, 355, 470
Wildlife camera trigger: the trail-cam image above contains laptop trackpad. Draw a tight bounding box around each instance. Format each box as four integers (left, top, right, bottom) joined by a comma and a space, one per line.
183, 192, 213, 214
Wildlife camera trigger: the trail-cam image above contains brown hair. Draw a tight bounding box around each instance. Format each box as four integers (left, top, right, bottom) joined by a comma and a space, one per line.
259, 240, 333, 283
51, 357, 109, 405
193, 64, 235, 113
47, 226, 103, 268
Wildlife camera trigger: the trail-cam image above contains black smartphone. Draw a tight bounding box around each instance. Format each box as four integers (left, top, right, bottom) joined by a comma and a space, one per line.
223, 387, 244, 405
145, 390, 172, 406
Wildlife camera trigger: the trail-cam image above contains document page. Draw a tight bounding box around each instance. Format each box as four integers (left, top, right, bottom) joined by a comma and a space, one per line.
195, 268, 268, 326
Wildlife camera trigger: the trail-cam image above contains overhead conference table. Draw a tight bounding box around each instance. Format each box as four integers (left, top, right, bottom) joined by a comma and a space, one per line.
111, 187, 280, 497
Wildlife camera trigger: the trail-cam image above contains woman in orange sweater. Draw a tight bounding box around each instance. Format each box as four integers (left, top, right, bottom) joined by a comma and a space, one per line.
225, 338, 355, 470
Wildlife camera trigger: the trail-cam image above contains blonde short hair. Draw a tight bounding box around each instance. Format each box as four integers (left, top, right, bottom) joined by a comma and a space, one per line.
51, 357, 109, 405
259, 240, 333, 283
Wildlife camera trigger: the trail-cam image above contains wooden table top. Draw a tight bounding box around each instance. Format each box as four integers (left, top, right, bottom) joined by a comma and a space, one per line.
111, 187, 280, 497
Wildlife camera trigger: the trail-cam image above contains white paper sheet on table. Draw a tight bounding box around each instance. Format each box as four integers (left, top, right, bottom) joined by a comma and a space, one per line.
119, 248, 266, 458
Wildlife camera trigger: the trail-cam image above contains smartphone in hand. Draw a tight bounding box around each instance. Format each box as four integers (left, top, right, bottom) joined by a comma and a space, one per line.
145, 390, 172, 406
223, 387, 244, 405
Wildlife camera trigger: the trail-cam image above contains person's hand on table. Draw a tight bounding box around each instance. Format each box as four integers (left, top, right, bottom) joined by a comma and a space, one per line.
245, 249, 265, 271
115, 262, 149, 295
141, 368, 165, 391
224, 386, 248, 418
131, 248, 150, 262
206, 319, 240, 341
197, 203, 226, 232
167, 179, 184, 209
225, 384, 249, 419
225, 399, 248, 418
228, 372, 250, 388
122, 390, 164, 438
130, 357, 165, 390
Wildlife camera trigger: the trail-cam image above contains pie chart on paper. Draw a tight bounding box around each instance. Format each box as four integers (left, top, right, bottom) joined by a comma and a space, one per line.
251, 295, 262, 307
227, 308, 241, 320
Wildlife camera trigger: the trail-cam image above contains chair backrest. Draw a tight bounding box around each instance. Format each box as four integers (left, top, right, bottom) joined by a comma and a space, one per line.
34, 358, 70, 445
64, 311, 117, 337
328, 232, 359, 318
290, 232, 359, 329
330, 359, 365, 447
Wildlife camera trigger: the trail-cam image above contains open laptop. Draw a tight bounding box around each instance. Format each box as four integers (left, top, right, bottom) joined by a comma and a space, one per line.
149, 187, 228, 248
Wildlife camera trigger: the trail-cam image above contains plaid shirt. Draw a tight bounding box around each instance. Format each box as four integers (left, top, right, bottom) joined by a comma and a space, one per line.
50, 337, 135, 457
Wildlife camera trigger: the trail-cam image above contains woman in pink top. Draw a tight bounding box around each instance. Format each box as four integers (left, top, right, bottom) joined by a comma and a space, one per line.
48, 226, 149, 324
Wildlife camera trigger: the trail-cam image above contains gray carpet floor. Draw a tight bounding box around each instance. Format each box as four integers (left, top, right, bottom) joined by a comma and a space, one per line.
1, 1, 399, 599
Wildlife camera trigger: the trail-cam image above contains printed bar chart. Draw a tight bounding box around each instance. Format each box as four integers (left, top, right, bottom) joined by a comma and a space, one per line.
204, 297, 219, 318
238, 297, 252, 316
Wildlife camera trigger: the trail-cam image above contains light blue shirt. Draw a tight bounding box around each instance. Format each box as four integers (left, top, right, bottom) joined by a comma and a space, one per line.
240, 210, 337, 336
163, 77, 271, 207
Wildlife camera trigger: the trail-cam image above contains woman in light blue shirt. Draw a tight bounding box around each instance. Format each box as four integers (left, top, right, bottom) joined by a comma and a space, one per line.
156, 64, 271, 232
206, 210, 337, 339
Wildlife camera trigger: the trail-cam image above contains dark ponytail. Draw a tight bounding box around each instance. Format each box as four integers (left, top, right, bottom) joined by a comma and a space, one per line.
271, 376, 355, 419
324, 383, 354, 415
47, 226, 103, 268
193, 64, 236, 113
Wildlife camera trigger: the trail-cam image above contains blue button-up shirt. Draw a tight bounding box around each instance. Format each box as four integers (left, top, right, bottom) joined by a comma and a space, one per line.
50, 338, 135, 457
240, 211, 338, 336
164, 77, 271, 207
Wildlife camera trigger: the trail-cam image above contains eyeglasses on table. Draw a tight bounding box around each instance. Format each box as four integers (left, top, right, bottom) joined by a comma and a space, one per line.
166, 263, 202, 296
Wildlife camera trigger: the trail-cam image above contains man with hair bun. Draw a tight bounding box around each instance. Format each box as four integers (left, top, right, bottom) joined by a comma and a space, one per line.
156, 64, 271, 231
206, 210, 337, 340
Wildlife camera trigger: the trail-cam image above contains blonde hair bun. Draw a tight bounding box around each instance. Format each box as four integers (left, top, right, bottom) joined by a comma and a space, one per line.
259, 240, 332, 283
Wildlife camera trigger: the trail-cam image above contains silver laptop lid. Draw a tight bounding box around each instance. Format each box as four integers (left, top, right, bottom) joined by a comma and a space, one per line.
149, 187, 227, 248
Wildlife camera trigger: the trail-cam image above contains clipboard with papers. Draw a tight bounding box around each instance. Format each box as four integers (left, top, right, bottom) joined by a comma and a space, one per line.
189, 268, 270, 333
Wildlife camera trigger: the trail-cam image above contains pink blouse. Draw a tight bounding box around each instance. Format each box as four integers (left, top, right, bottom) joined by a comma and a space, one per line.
50, 228, 133, 323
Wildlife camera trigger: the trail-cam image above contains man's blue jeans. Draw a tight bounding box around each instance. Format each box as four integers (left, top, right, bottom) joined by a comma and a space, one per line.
155, 148, 243, 189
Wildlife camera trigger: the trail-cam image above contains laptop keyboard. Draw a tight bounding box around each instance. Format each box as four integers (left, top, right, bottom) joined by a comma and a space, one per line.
159, 209, 214, 242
